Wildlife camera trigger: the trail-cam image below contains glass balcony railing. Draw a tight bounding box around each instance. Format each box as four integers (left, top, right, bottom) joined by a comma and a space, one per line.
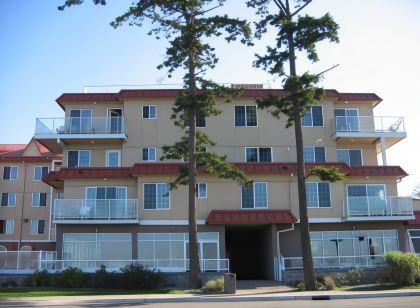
345, 196, 413, 218
333, 116, 405, 134
35, 117, 126, 135
53, 199, 138, 221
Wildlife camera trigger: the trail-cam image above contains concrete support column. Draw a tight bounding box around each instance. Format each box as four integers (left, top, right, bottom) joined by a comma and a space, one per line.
380, 136, 387, 166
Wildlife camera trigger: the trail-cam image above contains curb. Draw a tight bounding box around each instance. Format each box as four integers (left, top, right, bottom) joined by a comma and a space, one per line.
135, 291, 420, 303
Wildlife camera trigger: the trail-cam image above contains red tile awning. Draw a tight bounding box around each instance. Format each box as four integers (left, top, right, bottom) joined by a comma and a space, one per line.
407, 211, 420, 225
349, 166, 408, 179
206, 210, 297, 225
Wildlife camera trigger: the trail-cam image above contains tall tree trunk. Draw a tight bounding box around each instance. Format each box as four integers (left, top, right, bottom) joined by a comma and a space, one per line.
287, 30, 317, 291
186, 14, 201, 290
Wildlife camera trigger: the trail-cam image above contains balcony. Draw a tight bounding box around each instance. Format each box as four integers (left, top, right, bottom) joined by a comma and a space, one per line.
53, 199, 139, 224
343, 196, 414, 221
332, 116, 406, 150
34, 117, 127, 153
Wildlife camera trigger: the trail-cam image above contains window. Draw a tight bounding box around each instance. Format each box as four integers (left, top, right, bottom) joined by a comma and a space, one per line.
409, 230, 420, 254
334, 108, 359, 131
106, 150, 121, 167
235, 106, 257, 127
32, 193, 47, 207
347, 184, 386, 216
30, 220, 45, 235
3, 166, 18, 180
0, 220, 14, 235
1, 192, 16, 207
69, 109, 92, 133
86, 187, 127, 200
304, 147, 326, 163
144, 183, 170, 209
196, 183, 207, 199
302, 106, 324, 127
57, 192, 64, 199
306, 182, 331, 208
63, 233, 132, 261
142, 147, 156, 162
245, 147, 272, 162
34, 166, 49, 181
310, 230, 398, 267
337, 149, 363, 166
185, 112, 206, 128
142, 105, 157, 119
67, 150, 90, 167
241, 182, 267, 209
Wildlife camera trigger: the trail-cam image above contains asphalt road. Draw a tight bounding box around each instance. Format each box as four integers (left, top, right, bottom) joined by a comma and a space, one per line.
1, 297, 420, 308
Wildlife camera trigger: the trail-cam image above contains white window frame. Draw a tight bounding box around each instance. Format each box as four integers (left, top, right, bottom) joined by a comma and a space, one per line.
1, 220, 14, 235
234, 105, 258, 127
142, 105, 157, 119
106, 149, 121, 167
34, 166, 49, 181
84, 186, 128, 199
2, 166, 18, 181
241, 181, 268, 209
302, 105, 324, 127
143, 183, 171, 210
197, 182, 208, 199
67, 150, 91, 167
303, 146, 326, 163
244, 147, 273, 162
346, 184, 387, 198
1, 192, 16, 207
336, 149, 364, 166
32, 192, 47, 207
30, 219, 45, 235
142, 147, 157, 162
306, 182, 332, 208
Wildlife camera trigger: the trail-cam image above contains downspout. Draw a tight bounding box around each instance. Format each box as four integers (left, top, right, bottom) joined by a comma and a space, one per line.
276, 223, 295, 281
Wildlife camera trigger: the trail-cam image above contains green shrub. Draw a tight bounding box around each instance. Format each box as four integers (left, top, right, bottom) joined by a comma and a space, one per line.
2, 280, 18, 287
23, 270, 52, 287
56, 267, 85, 288
384, 251, 420, 286
203, 277, 224, 292
345, 268, 366, 285
322, 276, 336, 290
120, 264, 164, 290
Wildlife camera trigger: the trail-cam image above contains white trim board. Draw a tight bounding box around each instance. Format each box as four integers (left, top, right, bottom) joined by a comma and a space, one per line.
296, 218, 343, 223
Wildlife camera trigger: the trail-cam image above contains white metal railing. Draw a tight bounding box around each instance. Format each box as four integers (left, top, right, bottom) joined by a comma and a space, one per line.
345, 196, 413, 218
53, 199, 138, 221
39, 258, 229, 273
283, 255, 386, 270
0, 251, 56, 271
35, 117, 126, 135
333, 116, 405, 134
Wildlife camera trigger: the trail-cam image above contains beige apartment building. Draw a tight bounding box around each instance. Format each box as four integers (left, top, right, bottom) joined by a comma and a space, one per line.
2, 87, 420, 280
0, 140, 61, 252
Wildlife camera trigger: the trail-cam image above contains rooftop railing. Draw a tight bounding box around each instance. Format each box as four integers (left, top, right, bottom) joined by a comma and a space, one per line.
35, 117, 126, 135
332, 116, 405, 134
53, 199, 138, 221
345, 196, 413, 218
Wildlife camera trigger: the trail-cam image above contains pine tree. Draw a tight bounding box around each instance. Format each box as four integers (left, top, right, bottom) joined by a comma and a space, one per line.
58, 0, 251, 288
246, 0, 343, 290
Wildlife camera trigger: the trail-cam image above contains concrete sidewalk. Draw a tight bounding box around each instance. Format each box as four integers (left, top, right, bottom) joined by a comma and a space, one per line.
1, 289, 420, 305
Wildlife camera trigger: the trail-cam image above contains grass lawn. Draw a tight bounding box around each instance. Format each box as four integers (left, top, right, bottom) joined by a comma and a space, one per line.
337, 283, 420, 291
0, 288, 186, 298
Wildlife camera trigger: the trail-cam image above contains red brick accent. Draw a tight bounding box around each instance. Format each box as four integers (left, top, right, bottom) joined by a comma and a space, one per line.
206, 210, 297, 224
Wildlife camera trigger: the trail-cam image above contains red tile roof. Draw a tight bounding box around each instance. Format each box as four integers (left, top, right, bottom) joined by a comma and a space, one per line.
349, 166, 407, 179
0, 140, 60, 162
407, 211, 420, 225
42, 163, 407, 188
206, 210, 297, 224
55, 89, 382, 109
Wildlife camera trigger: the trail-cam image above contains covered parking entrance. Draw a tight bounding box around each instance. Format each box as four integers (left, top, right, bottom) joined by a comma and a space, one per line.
206, 209, 297, 280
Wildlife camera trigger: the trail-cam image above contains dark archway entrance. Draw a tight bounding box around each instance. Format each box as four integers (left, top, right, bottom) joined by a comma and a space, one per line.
225, 225, 273, 280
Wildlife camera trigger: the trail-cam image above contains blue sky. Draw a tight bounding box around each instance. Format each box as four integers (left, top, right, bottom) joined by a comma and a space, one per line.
0, 0, 419, 195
